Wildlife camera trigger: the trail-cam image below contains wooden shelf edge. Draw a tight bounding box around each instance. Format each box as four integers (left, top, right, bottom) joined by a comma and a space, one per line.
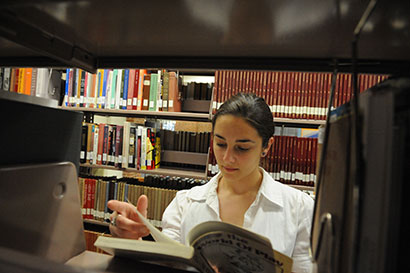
83, 219, 109, 227
80, 164, 207, 179
274, 118, 325, 126
83, 218, 161, 228
61, 106, 210, 120
61, 107, 326, 125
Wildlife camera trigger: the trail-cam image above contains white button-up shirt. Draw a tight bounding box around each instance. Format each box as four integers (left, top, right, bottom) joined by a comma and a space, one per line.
161, 168, 314, 273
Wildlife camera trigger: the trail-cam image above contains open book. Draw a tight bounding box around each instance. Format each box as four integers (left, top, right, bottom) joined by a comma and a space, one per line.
94, 205, 293, 273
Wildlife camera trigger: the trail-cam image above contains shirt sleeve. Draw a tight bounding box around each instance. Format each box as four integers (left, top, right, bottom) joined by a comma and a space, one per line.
291, 193, 314, 273
160, 189, 189, 243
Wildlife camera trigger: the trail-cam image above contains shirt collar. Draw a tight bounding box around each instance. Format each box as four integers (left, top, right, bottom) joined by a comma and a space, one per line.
258, 168, 284, 208
186, 169, 283, 208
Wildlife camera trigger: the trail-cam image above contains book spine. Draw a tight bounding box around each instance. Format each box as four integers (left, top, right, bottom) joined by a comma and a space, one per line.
115, 69, 123, 109
122, 69, 129, 109
149, 73, 158, 111
127, 69, 135, 110
132, 69, 139, 110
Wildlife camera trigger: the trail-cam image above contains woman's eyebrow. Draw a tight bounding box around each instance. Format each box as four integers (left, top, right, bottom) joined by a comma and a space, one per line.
214, 134, 255, 143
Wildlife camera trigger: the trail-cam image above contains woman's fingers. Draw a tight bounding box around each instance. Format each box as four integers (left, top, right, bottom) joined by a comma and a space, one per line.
136, 195, 148, 219
107, 196, 150, 239
109, 214, 150, 239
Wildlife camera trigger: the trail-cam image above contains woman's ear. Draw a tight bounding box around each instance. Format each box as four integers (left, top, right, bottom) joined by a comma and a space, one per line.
261, 137, 274, 157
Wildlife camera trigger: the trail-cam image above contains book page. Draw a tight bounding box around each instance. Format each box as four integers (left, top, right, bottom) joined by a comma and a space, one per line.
187, 221, 271, 247
191, 231, 293, 273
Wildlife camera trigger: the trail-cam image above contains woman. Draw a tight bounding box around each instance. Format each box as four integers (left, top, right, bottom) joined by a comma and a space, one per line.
108, 93, 314, 273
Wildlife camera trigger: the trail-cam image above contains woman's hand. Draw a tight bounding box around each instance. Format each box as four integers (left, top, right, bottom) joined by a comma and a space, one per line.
107, 195, 150, 239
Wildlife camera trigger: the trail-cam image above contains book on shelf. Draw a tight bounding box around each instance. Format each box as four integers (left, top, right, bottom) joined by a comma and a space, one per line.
168, 71, 181, 112
94, 205, 292, 273
126, 69, 135, 110
148, 72, 158, 111
141, 73, 151, 111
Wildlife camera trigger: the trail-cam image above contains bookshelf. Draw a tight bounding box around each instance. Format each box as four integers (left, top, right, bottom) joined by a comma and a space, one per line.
1, 2, 409, 271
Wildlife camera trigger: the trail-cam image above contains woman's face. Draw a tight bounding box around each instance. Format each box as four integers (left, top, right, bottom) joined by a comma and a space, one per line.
213, 114, 266, 183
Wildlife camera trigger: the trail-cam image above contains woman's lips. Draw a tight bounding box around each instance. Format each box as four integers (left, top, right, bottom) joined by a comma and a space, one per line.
223, 166, 238, 172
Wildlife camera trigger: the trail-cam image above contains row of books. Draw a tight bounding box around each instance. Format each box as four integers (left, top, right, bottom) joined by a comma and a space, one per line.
213, 70, 389, 120
161, 130, 210, 153
0, 67, 60, 98
80, 121, 212, 170
84, 230, 110, 254
64, 68, 182, 112
80, 122, 160, 170
180, 82, 213, 101
208, 135, 318, 187
78, 175, 207, 226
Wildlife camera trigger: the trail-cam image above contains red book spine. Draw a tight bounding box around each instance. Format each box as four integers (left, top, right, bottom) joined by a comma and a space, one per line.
290, 136, 298, 184
325, 73, 332, 119
231, 70, 237, 97
127, 69, 135, 110
256, 71, 262, 98
220, 70, 226, 108
319, 73, 325, 119
102, 124, 109, 165
211, 70, 221, 114
81, 178, 87, 219
296, 72, 303, 120
228, 70, 233, 100
307, 138, 313, 186
85, 178, 92, 219
277, 72, 284, 118
261, 71, 268, 101
298, 138, 305, 185
271, 72, 278, 116
90, 178, 96, 219
284, 71, 291, 119
114, 125, 122, 168
132, 69, 140, 110
312, 72, 318, 120
311, 138, 318, 186
67, 69, 73, 107
338, 73, 344, 106
288, 72, 299, 118
238, 70, 244, 93
295, 137, 301, 185
265, 71, 272, 112
244, 70, 250, 94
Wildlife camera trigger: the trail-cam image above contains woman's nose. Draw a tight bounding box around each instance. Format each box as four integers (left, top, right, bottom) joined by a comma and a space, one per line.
223, 148, 235, 163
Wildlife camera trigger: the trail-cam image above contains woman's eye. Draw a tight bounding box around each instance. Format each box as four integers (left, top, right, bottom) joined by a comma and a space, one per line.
236, 146, 249, 152
216, 143, 226, 148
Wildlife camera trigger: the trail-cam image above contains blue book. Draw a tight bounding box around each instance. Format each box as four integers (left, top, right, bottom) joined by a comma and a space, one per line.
96, 69, 103, 108
101, 69, 109, 108
122, 69, 129, 109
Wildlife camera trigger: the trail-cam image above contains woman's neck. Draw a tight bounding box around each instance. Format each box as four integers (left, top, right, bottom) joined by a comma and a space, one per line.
219, 168, 263, 195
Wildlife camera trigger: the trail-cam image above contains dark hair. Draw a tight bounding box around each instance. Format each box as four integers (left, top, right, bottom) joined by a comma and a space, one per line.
212, 93, 275, 148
